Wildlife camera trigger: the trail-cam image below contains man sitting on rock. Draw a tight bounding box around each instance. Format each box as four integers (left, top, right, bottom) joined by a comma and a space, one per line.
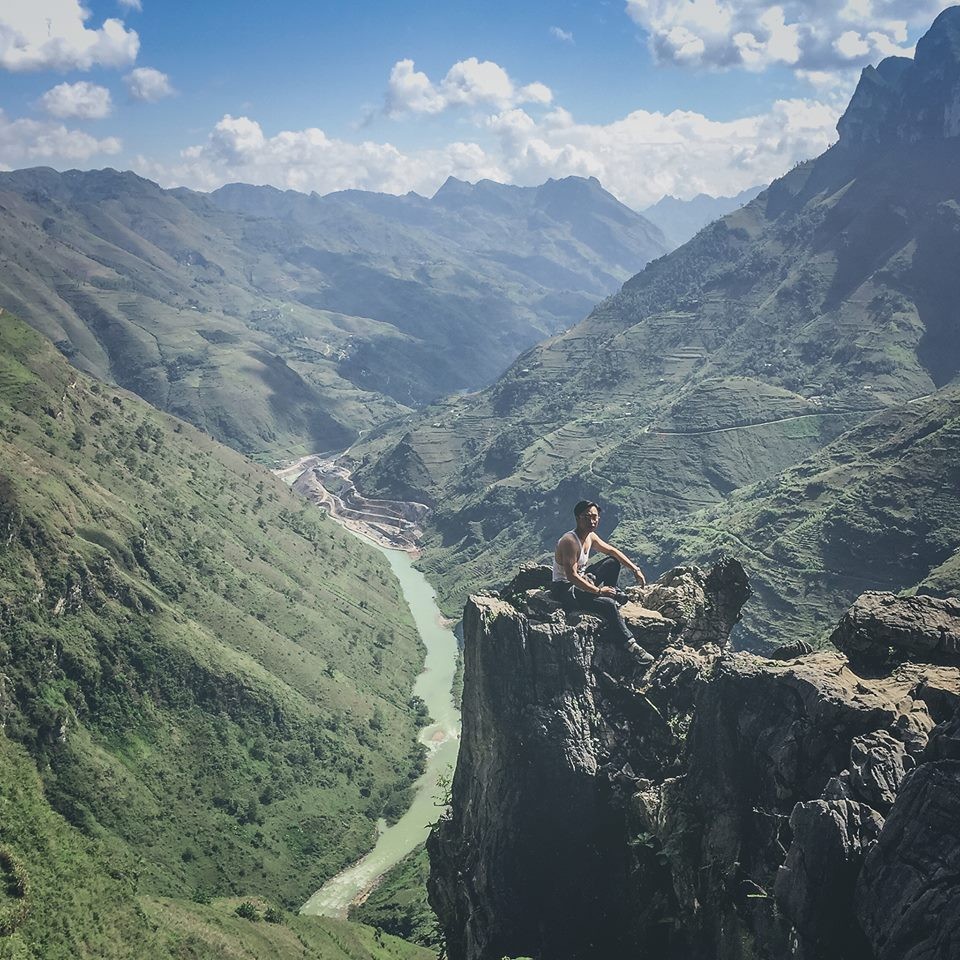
550, 499, 653, 665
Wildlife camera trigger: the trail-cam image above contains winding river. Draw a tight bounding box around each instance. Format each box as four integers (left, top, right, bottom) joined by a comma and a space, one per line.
300, 545, 461, 919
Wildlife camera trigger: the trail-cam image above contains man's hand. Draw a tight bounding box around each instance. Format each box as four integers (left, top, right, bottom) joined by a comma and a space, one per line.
632, 568, 647, 587
598, 585, 618, 597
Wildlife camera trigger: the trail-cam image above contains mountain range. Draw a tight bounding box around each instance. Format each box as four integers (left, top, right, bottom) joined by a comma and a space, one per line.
642, 185, 765, 249
2, 8, 960, 956
0, 168, 667, 459
349, 6, 960, 646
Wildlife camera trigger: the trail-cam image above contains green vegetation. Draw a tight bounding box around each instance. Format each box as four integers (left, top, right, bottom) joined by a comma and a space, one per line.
350, 845, 440, 948
0, 312, 431, 954
0, 168, 666, 459
450, 652, 464, 711
144, 898, 435, 959
639, 388, 960, 647
0, 736, 431, 960
350, 136, 960, 643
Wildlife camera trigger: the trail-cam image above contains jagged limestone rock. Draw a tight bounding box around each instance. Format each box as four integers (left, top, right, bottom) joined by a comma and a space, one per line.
501, 563, 553, 595
831, 591, 960, 666
856, 725, 960, 960
429, 563, 960, 960
775, 800, 882, 959
838, 8, 960, 145
427, 559, 749, 960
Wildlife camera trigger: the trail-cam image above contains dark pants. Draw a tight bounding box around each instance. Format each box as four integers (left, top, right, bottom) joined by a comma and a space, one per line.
550, 557, 633, 644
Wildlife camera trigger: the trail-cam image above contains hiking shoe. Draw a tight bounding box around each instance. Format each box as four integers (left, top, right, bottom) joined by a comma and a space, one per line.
626, 639, 654, 666
613, 590, 631, 605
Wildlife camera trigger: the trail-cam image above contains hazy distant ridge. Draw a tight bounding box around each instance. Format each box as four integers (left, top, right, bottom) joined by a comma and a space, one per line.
643, 185, 765, 249
0, 168, 667, 458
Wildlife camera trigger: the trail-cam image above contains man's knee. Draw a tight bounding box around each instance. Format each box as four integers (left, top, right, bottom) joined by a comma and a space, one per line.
594, 596, 618, 616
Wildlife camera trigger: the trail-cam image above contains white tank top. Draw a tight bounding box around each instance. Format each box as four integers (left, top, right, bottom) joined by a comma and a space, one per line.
552, 531, 589, 583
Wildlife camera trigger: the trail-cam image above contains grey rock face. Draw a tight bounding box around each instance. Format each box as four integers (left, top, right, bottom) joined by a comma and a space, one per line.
428, 560, 747, 960
429, 563, 960, 960
856, 747, 960, 960
838, 8, 960, 146
776, 799, 882, 959
661, 653, 956, 960
831, 592, 960, 666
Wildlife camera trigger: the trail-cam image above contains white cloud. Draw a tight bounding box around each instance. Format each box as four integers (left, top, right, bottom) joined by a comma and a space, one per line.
550, 26, 575, 43
834, 30, 871, 59
124, 66, 174, 102
625, 0, 939, 72
0, 108, 121, 164
138, 114, 506, 195
385, 57, 553, 117
118, 0, 143, 10
479, 96, 841, 206
39, 81, 113, 119
0, 0, 139, 72
139, 86, 840, 211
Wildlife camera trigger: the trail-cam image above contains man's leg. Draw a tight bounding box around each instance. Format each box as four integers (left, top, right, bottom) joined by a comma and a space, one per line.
588, 556, 622, 589
573, 592, 632, 644
568, 588, 654, 667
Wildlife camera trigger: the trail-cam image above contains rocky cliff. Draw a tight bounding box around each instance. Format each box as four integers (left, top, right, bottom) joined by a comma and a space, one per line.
838, 8, 960, 145
429, 567, 960, 960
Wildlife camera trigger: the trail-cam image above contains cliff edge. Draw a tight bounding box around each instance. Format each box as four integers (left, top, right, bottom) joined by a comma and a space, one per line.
428, 563, 960, 960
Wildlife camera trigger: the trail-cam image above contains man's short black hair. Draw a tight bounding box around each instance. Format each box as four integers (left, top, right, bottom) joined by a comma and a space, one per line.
574, 500, 601, 518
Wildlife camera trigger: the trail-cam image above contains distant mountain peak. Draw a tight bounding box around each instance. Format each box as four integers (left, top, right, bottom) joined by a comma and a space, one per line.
642, 185, 765, 250
838, 5, 960, 146
432, 175, 473, 199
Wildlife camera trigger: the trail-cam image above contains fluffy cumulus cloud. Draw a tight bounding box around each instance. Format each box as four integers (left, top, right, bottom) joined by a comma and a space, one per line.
124, 66, 174, 102
0, 0, 139, 72
140, 87, 841, 210
625, 0, 943, 73
385, 57, 552, 116
0, 109, 121, 166
138, 114, 506, 195
481, 97, 840, 207
39, 81, 113, 119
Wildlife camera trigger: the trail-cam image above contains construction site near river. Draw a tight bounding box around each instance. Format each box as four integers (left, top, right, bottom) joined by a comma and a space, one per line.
279, 455, 429, 552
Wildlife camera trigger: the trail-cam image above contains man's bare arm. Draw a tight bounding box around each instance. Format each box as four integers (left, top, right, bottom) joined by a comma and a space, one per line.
591, 535, 647, 586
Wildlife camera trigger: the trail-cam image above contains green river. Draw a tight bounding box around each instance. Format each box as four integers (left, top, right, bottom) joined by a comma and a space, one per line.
300, 545, 461, 918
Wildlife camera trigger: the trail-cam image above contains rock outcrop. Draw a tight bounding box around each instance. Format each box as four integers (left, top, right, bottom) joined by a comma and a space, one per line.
830, 591, 960, 667
429, 565, 960, 960
838, 7, 960, 146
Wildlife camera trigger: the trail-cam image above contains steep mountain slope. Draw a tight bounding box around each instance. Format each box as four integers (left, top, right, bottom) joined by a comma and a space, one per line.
642, 185, 765, 249
639, 387, 960, 646
351, 8, 960, 636
0, 731, 432, 960
0, 169, 666, 458
0, 308, 429, 949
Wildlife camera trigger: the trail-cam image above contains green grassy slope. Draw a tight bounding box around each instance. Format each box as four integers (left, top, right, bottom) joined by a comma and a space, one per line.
143, 898, 435, 960
0, 169, 400, 458
0, 732, 433, 960
0, 310, 430, 955
351, 28, 960, 633
639, 387, 960, 646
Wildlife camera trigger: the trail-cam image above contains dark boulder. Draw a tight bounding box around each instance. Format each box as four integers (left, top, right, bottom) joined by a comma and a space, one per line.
830, 592, 960, 666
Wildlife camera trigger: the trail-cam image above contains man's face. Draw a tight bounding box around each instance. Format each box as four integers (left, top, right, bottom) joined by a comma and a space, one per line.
580, 507, 600, 531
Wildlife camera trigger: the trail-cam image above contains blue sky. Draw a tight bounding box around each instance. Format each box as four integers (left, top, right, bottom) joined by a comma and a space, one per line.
0, 1, 950, 208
